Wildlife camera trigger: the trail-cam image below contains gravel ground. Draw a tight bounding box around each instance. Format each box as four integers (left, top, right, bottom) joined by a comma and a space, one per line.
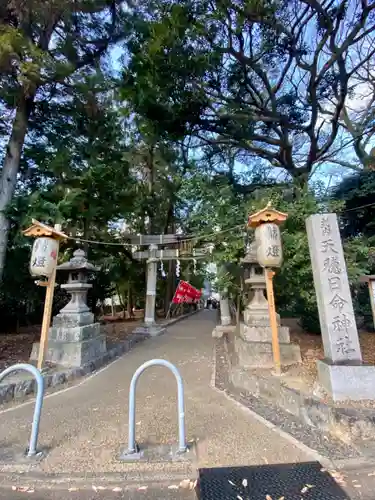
214, 337, 360, 461
286, 320, 375, 409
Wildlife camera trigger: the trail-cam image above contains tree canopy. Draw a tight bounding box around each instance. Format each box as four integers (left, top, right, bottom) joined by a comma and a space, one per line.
122, 0, 375, 183
1, 0, 375, 333
0, 0, 129, 278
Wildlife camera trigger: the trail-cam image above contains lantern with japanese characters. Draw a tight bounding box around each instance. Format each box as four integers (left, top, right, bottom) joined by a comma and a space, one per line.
255, 223, 283, 268
247, 202, 289, 375
248, 202, 288, 269
30, 237, 59, 277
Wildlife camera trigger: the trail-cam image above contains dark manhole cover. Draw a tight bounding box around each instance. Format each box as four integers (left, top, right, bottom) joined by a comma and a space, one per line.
198, 462, 350, 500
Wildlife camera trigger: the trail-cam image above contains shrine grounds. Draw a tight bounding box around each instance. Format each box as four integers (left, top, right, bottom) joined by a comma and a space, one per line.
0, 311, 374, 499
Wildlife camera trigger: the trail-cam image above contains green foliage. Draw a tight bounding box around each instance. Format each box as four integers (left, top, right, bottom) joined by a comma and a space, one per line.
2, 0, 375, 339
24, 84, 135, 233
332, 171, 375, 238
273, 189, 375, 333
222, 186, 375, 334
273, 191, 322, 332
122, 0, 375, 181
0, 0, 128, 131
0, 240, 44, 330
343, 236, 375, 331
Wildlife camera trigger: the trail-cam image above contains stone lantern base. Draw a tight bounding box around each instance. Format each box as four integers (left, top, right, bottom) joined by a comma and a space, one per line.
237, 311, 301, 368
235, 335, 301, 369
30, 311, 106, 368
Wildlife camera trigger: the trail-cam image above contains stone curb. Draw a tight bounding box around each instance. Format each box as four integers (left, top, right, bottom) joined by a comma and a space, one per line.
221, 330, 375, 452
160, 307, 201, 329
214, 337, 364, 463
0, 309, 202, 406
230, 365, 375, 447
0, 473, 198, 491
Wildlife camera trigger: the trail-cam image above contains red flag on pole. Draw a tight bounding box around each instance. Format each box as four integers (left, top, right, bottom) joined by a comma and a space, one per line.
172, 281, 201, 303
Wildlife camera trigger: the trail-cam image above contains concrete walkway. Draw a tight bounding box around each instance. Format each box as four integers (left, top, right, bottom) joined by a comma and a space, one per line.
0, 311, 316, 487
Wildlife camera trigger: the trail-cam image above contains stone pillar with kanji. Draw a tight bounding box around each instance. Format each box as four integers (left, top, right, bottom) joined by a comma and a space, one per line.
307, 213, 375, 401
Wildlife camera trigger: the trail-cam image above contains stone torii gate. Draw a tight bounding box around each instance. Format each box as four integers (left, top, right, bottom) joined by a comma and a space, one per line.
125, 233, 211, 336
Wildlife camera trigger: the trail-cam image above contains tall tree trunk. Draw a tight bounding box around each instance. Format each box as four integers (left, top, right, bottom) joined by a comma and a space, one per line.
236, 294, 241, 325
116, 285, 127, 318
0, 96, 34, 280
127, 285, 132, 318
130, 286, 134, 317
146, 144, 156, 233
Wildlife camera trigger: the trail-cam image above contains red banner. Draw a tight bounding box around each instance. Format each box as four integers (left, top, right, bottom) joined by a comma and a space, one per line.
172, 281, 202, 304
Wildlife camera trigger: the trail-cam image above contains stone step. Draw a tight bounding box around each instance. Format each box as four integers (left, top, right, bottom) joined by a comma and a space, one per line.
0, 469, 198, 499
0, 484, 197, 500
0, 444, 198, 492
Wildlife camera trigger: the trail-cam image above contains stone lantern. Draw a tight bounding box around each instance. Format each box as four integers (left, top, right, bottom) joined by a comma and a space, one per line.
240, 240, 269, 331
30, 249, 107, 368
57, 249, 97, 318
232, 203, 301, 369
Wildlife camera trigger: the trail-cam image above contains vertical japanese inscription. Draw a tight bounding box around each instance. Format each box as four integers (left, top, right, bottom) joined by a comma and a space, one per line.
265, 224, 280, 258
319, 216, 354, 357
255, 223, 283, 268
306, 213, 361, 363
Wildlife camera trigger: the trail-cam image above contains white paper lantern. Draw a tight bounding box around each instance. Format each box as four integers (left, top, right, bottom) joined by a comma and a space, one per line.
30, 237, 59, 277
255, 223, 283, 268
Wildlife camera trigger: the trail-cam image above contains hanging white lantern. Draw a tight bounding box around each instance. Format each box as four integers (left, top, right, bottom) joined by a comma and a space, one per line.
255, 223, 283, 268
30, 237, 59, 277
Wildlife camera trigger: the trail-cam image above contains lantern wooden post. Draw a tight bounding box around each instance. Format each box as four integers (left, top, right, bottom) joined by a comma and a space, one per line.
23, 220, 67, 371
265, 269, 281, 375
248, 202, 288, 376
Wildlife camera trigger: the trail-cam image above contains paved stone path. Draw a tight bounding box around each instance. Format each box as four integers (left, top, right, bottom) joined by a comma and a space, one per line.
0, 310, 373, 498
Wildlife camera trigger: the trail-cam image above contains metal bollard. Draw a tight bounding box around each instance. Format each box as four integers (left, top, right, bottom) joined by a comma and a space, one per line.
0, 363, 45, 457
127, 359, 187, 454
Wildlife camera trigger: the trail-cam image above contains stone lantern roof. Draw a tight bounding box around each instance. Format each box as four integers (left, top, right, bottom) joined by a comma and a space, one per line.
241, 240, 258, 265
56, 249, 98, 273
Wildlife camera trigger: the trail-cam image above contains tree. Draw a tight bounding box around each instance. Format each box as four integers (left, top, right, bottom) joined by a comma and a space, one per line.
331, 170, 375, 329
0, 0, 128, 278
176, 163, 258, 310
332, 170, 375, 238
123, 0, 375, 186
320, 47, 375, 170
23, 79, 136, 246
0, 73, 143, 328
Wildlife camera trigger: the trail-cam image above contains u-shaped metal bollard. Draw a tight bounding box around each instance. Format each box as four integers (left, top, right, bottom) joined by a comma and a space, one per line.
127, 359, 187, 455
0, 363, 44, 457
